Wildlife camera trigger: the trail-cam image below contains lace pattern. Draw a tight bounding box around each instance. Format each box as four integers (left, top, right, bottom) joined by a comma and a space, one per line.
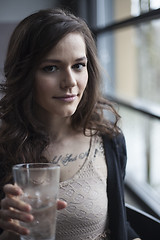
56, 135, 109, 240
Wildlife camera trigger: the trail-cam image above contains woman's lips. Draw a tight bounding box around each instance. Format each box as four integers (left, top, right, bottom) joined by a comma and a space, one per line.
52, 94, 77, 102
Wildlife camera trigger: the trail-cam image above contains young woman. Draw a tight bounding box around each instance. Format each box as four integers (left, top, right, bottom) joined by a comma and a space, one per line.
0, 8, 141, 240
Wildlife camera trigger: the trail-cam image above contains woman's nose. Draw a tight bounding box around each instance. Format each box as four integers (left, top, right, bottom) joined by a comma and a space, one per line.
60, 68, 77, 88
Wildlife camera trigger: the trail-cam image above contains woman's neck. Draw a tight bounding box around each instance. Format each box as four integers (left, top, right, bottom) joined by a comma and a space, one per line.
47, 118, 74, 143
33, 103, 74, 142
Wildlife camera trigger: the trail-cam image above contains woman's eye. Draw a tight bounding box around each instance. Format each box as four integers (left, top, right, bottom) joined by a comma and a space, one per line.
73, 63, 86, 70
42, 65, 57, 73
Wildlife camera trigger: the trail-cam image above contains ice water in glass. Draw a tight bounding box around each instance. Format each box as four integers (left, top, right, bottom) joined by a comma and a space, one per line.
12, 163, 60, 240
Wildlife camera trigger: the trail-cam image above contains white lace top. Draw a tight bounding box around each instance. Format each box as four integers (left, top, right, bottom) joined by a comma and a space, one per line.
56, 135, 108, 240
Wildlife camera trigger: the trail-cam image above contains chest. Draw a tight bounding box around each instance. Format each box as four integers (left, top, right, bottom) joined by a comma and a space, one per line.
43, 135, 91, 182
56, 135, 108, 240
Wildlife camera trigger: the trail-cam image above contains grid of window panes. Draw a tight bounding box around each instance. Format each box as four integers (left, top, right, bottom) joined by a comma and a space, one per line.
95, 0, 160, 202
96, 0, 160, 23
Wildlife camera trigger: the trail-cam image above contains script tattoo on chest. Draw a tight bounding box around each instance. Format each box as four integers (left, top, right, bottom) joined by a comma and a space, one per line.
52, 150, 89, 166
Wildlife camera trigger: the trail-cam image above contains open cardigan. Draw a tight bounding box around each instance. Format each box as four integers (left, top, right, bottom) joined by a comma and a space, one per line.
0, 133, 139, 239
102, 133, 139, 240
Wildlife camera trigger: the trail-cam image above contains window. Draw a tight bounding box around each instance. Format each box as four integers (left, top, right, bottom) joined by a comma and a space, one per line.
93, 0, 160, 216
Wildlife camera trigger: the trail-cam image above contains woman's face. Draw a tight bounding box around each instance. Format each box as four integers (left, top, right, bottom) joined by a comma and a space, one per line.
34, 32, 88, 120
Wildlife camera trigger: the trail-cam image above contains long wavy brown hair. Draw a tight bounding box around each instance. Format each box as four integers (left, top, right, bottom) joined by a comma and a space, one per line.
0, 8, 120, 192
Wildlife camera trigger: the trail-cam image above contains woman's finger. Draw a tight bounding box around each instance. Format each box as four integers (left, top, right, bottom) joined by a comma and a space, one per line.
57, 200, 67, 210
0, 208, 33, 223
3, 184, 23, 197
0, 217, 29, 235
1, 197, 31, 213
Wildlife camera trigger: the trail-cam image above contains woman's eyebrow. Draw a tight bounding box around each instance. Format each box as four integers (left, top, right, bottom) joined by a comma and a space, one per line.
74, 56, 88, 62
41, 56, 87, 64
40, 59, 61, 64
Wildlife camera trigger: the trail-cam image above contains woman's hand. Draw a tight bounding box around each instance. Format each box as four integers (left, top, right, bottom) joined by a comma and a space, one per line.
0, 184, 67, 236
0, 184, 33, 235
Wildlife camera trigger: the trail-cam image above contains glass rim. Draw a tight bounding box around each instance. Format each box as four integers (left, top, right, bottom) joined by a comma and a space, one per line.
12, 163, 60, 171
